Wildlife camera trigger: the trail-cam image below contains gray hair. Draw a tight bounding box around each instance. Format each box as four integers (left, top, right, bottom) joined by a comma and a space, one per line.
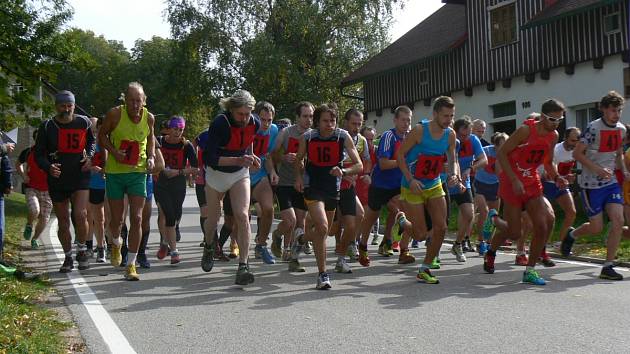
119, 82, 147, 102
220, 89, 256, 111
472, 119, 486, 128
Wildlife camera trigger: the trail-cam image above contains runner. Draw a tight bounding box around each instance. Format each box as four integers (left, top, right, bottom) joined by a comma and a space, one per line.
484, 99, 568, 285
99, 82, 156, 281
561, 91, 630, 280
34, 90, 95, 273
272, 102, 313, 268
201, 89, 260, 285
472, 119, 490, 147
397, 96, 459, 284
87, 118, 107, 262
449, 116, 487, 261
293, 104, 362, 288
250, 101, 279, 265
155, 116, 197, 264
357, 106, 412, 266
16, 129, 52, 250
0, 150, 11, 261
356, 126, 380, 246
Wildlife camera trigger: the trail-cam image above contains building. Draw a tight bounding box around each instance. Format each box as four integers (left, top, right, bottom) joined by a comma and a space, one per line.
342, 0, 630, 138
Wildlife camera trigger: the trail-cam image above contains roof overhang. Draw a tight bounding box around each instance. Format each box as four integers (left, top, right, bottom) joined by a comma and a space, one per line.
522, 0, 623, 29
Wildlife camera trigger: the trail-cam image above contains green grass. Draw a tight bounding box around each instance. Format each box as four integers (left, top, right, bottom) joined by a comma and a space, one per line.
0, 193, 70, 354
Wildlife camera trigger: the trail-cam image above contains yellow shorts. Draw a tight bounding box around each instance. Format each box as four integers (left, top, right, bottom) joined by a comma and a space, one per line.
400, 183, 445, 205
623, 180, 630, 205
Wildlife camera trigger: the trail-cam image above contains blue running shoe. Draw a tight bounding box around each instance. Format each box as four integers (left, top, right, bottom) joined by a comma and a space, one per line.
482, 209, 498, 241
255, 245, 276, 264
478, 241, 488, 256
411, 240, 420, 248
522, 269, 546, 285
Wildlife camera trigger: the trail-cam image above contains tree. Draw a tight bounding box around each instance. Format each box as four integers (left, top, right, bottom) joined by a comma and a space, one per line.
0, 0, 75, 130
165, 0, 403, 119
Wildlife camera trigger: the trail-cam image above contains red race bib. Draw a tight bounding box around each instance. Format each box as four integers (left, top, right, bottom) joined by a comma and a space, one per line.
225, 125, 256, 151
161, 147, 185, 169
286, 137, 300, 154
308, 140, 341, 167
599, 130, 621, 153
520, 144, 548, 169
391, 140, 402, 161
485, 156, 497, 173
459, 138, 473, 158
92, 151, 104, 168
253, 134, 270, 157
119, 140, 140, 166
557, 161, 575, 176
58, 128, 86, 154
413, 155, 444, 180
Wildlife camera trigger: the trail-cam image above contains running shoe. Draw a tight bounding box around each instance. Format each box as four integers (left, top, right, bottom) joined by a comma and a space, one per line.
303, 241, 313, 255
515, 254, 528, 266
358, 243, 370, 267
30, 239, 39, 250
59, 256, 74, 273
255, 245, 276, 264
392, 241, 400, 253
539, 248, 555, 267
137, 252, 150, 268
600, 265, 623, 280
156, 244, 169, 260
463, 237, 476, 253
281, 248, 291, 262
560, 227, 575, 257
482, 209, 498, 241
201, 243, 215, 272
170, 251, 181, 265
229, 240, 239, 259
199, 241, 205, 247
398, 250, 416, 264
483, 252, 495, 274
429, 257, 441, 270
96, 247, 106, 263
416, 268, 439, 284
288, 259, 306, 272
125, 264, 140, 281
76, 250, 90, 270
23, 224, 33, 240
214, 246, 230, 262
478, 241, 488, 256
371, 233, 380, 246
379, 241, 394, 257
110, 243, 122, 267
335, 258, 352, 273
411, 240, 420, 248
271, 229, 283, 258
451, 242, 467, 262
522, 269, 546, 285
316, 272, 332, 290
391, 212, 406, 242
346, 242, 359, 262
235, 264, 255, 285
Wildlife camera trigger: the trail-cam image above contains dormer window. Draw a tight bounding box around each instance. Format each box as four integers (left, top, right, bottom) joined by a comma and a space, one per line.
489, 1, 518, 48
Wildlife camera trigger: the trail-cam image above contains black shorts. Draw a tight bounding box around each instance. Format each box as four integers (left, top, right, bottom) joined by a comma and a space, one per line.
304, 188, 337, 211
451, 188, 473, 206
276, 185, 306, 211
196, 184, 206, 207
367, 185, 400, 211
49, 186, 89, 203
473, 180, 499, 202
223, 191, 232, 216
89, 188, 105, 204
338, 187, 357, 216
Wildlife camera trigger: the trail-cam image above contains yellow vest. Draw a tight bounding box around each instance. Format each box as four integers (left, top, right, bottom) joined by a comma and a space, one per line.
105, 106, 149, 173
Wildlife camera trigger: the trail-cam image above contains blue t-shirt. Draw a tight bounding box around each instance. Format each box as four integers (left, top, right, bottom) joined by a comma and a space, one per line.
89, 145, 106, 189
474, 145, 498, 185
449, 135, 484, 193
372, 128, 405, 189
250, 124, 279, 185
401, 120, 449, 190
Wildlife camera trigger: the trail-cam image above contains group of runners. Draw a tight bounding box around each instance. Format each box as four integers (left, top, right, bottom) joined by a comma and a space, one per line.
12, 82, 629, 289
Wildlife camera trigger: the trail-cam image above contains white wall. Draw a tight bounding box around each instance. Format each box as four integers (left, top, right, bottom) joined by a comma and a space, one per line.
367, 54, 628, 140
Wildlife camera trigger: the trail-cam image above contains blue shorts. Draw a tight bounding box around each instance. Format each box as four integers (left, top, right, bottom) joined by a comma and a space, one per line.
146, 175, 154, 201
543, 181, 569, 201
473, 180, 498, 202
581, 183, 623, 217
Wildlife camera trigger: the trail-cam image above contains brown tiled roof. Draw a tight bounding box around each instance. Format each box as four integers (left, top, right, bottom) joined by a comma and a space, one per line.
341, 3, 467, 86
523, 0, 623, 28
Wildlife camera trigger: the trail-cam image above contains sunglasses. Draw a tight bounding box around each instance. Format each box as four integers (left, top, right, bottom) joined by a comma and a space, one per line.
542, 113, 565, 122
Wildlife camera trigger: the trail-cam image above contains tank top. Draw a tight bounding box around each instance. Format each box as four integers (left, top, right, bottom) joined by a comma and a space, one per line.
402, 120, 450, 190
105, 106, 150, 174
501, 119, 555, 186
278, 125, 311, 187
304, 128, 349, 197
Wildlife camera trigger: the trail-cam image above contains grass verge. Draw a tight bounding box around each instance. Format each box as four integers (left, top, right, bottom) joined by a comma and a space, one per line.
0, 192, 70, 354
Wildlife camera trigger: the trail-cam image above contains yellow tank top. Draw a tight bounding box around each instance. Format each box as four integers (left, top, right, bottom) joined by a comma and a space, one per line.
105, 106, 149, 174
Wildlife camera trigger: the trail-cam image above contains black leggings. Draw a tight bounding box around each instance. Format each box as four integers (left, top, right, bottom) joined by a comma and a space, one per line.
155, 178, 186, 227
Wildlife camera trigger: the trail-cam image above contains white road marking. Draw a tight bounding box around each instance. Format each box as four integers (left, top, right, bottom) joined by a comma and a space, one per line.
49, 218, 137, 354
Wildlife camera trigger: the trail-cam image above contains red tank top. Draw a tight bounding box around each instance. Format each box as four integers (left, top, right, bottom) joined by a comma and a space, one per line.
505, 119, 555, 185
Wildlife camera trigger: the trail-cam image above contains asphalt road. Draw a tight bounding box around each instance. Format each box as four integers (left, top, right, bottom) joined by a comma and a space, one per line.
43, 189, 630, 353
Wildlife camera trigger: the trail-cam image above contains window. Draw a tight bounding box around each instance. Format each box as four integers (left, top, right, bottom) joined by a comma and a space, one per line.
491, 101, 517, 119
604, 12, 621, 34
489, 2, 517, 48
575, 106, 599, 132
492, 120, 516, 135
419, 69, 428, 85
10, 84, 24, 97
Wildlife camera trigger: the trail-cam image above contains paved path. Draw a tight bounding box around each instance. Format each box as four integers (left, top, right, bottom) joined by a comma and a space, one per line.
43, 189, 630, 353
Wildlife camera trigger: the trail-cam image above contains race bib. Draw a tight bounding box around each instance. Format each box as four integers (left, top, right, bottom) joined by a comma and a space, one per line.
253, 134, 270, 157
521, 144, 548, 168
413, 155, 444, 180
391, 140, 402, 161
161, 147, 185, 169
459, 138, 473, 158
286, 137, 300, 154
599, 130, 621, 153
225, 125, 256, 151
92, 151, 104, 168
308, 140, 341, 167
557, 161, 575, 176
485, 156, 496, 173
119, 140, 140, 166
58, 128, 86, 154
